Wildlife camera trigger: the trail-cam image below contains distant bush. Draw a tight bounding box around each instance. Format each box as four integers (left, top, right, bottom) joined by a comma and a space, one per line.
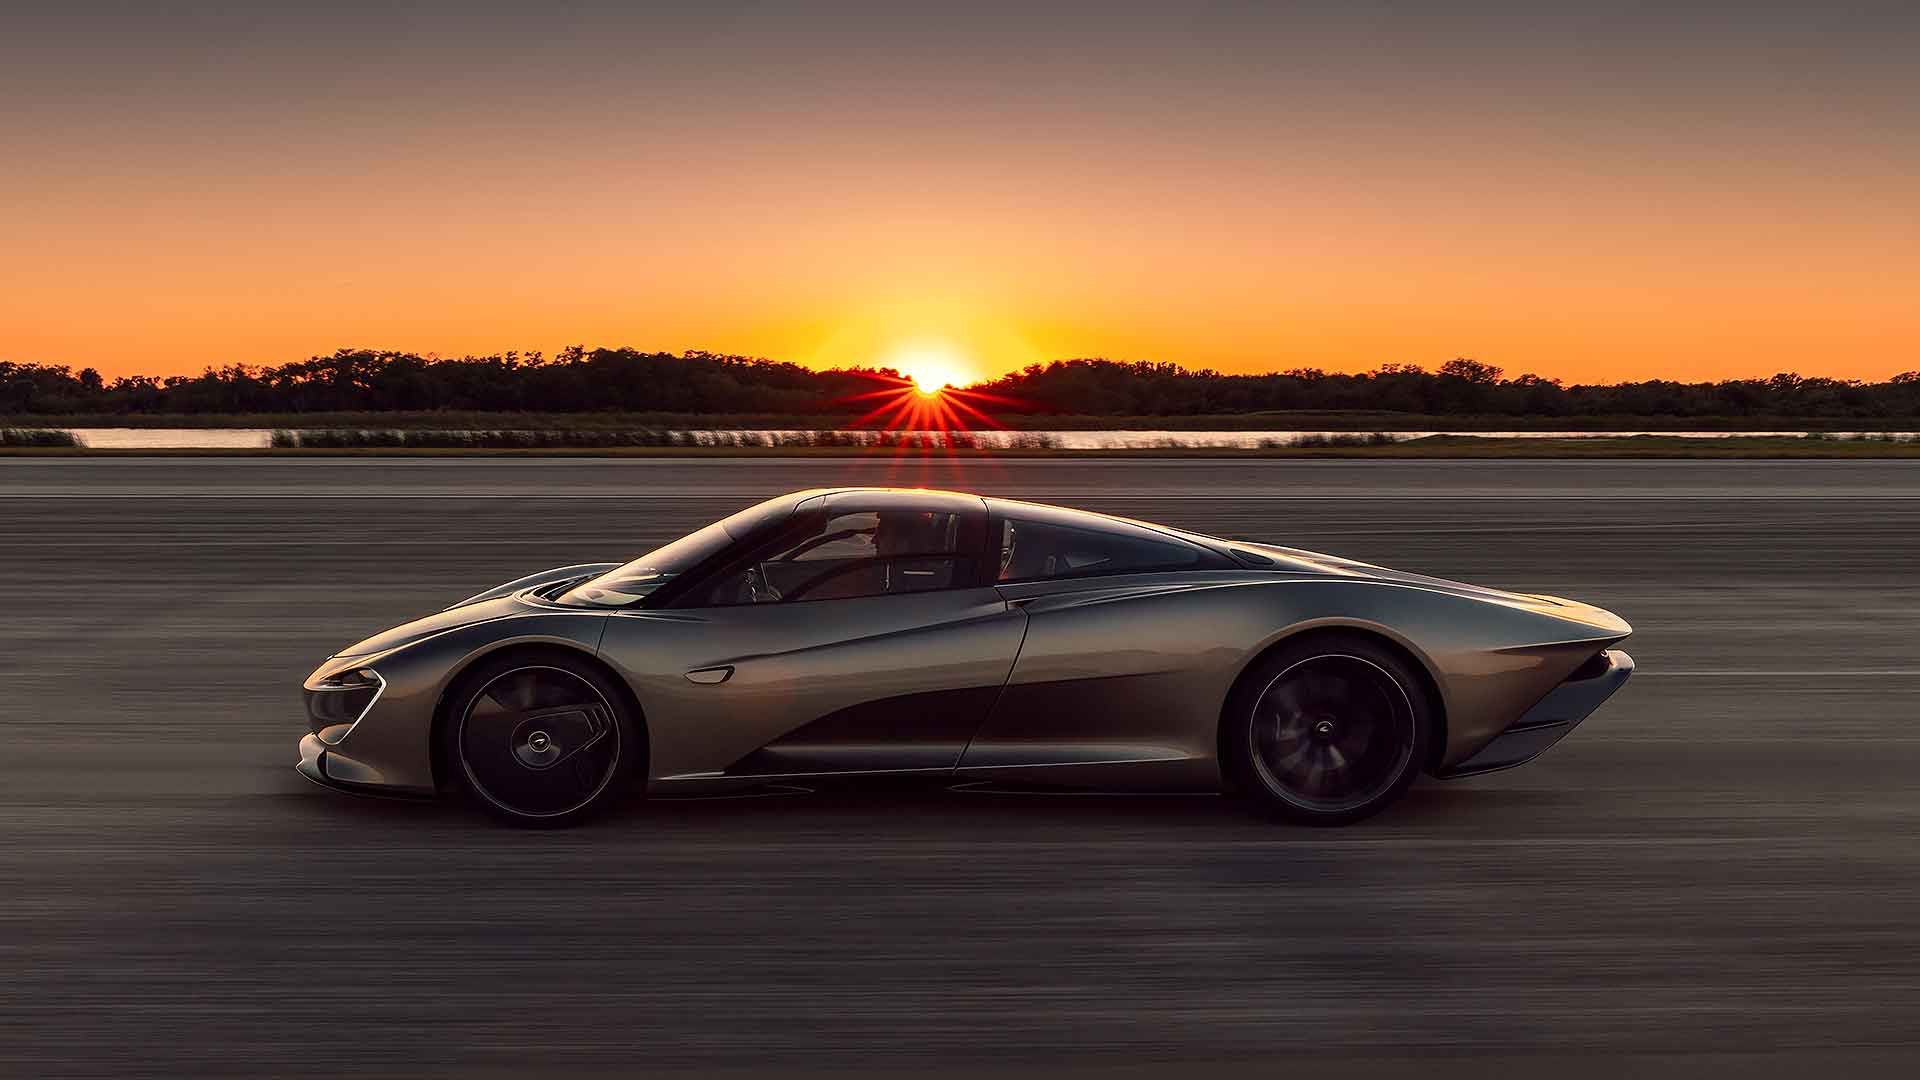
272, 428, 682, 449
0, 428, 81, 447
1284, 432, 1400, 448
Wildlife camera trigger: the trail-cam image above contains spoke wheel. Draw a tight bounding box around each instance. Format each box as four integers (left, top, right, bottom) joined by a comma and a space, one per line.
456, 663, 627, 822
1227, 637, 1430, 826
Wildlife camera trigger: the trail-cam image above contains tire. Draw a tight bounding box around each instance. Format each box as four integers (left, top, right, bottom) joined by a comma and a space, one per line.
442, 650, 641, 828
1224, 633, 1432, 826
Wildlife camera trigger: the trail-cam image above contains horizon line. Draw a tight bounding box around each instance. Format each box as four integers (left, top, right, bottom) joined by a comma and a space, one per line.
6, 346, 1917, 391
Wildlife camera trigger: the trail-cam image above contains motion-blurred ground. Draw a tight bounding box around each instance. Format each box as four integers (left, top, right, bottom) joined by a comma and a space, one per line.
4, 458, 1918, 1077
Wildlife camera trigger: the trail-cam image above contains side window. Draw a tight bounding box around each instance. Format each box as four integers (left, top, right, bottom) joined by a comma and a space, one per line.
787, 511, 881, 562
996, 516, 1206, 582
698, 509, 971, 604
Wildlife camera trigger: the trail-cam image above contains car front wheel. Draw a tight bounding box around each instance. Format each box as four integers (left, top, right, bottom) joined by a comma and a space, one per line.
444, 652, 639, 827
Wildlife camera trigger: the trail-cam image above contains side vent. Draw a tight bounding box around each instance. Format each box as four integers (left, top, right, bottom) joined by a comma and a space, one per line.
532, 577, 588, 601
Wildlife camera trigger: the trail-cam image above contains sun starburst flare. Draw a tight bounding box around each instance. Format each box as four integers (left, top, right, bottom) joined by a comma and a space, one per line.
887, 343, 974, 400
835, 347, 1030, 456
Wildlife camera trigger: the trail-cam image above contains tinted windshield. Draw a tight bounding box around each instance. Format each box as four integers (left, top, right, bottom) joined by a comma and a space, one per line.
555, 495, 801, 607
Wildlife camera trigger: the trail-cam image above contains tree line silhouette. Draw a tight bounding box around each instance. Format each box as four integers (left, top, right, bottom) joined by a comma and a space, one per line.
4, 348, 1918, 420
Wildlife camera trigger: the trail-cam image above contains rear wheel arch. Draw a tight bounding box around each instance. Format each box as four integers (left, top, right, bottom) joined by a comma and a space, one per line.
429, 642, 648, 794
1219, 625, 1449, 780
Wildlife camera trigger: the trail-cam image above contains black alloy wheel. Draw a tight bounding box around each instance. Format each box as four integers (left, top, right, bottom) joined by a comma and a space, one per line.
447, 653, 638, 827
1226, 634, 1431, 826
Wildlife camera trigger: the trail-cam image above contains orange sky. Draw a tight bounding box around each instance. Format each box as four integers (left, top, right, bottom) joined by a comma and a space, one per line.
4, 3, 1916, 385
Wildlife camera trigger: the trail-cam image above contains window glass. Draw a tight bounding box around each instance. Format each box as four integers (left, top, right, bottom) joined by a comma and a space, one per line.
555, 493, 814, 606
699, 509, 970, 605
789, 512, 881, 561
554, 519, 736, 606
996, 516, 1206, 582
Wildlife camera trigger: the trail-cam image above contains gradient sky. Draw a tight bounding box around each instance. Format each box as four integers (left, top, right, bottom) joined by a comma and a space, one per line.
4, 1, 1916, 384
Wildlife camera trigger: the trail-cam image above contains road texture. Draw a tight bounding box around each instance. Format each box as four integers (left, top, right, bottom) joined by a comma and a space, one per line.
4, 457, 1920, 1078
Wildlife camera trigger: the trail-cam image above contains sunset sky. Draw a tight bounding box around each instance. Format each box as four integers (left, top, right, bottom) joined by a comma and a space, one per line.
4, 2, 1916, 385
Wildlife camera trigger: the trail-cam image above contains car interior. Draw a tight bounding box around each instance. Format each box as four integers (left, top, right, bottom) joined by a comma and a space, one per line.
707, 509, 969, 604
996, 517, 1201, 582
697, 503, 1211, 604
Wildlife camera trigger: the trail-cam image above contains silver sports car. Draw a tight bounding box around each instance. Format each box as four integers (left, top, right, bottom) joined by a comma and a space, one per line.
299, 487, 1632, 827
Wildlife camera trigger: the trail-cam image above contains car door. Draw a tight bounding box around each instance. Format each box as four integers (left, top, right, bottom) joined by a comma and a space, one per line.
597, 491, 1028, 782
957, 500, 1242, 786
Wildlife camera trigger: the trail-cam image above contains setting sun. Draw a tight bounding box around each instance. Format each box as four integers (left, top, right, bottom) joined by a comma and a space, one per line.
886, 342, 976, 397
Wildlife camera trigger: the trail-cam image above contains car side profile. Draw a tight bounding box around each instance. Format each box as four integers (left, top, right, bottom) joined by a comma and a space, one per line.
299, 488, 1633, 827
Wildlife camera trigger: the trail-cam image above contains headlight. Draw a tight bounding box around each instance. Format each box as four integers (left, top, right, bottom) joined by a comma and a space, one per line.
314, 668, 381, 691
305, 668, 386, 743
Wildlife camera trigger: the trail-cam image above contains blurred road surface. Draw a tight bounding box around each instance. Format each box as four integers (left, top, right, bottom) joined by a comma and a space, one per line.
4, 457, 1920, 1077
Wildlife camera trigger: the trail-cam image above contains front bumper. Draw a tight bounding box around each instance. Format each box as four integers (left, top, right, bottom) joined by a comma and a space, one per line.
1438, 649, 1634, 779
297, 650, 443, 798
296, 732, 434, 799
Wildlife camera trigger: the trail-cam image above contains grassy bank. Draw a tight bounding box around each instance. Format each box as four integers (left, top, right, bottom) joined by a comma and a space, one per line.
1, 428, 82, 447
268, 428, 1064, 450
9, 435, 1920, 458
9, 409, 1920, 432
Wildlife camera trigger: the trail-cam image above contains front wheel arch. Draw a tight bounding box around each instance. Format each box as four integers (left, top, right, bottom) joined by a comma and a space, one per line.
429, 643, 648, 796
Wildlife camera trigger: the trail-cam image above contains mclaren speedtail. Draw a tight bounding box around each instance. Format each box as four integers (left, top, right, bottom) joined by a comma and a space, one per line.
299, 487, 1632, 826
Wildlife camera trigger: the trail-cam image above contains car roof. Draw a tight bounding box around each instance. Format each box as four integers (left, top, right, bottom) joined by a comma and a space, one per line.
808, 487, 982, 513
797, 488, 1231, 553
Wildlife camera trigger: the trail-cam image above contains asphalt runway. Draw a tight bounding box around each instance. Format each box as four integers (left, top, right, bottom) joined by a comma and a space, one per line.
5, 457, 1920, 1078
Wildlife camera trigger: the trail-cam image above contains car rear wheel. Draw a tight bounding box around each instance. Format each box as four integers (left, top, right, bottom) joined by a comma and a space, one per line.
1225, 634, 1431, 826
445, 653, 639, 827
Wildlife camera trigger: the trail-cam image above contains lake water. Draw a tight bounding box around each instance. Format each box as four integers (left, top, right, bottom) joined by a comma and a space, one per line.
53, 428, 286, 449
33, 427, 1920, 450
